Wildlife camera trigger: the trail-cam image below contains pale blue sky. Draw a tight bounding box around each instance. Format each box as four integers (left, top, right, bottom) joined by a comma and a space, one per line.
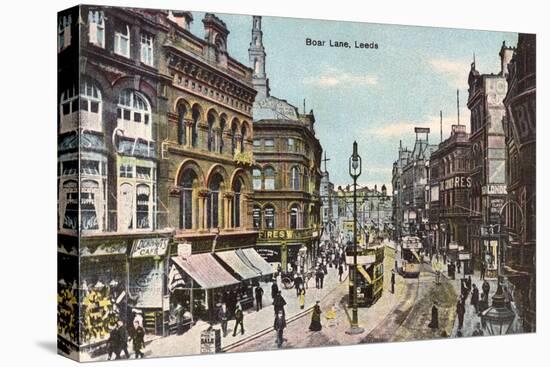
190, 12, 517, 189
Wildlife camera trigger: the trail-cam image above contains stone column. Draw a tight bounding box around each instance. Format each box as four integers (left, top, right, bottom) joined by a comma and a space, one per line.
198, 189, 209, 230
184, 119, 193, 147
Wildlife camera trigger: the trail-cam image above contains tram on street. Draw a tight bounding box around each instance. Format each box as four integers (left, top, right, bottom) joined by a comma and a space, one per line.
400, 236, 422, 277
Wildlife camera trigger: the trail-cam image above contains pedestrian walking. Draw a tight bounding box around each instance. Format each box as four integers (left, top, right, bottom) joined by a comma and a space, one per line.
391, 269, 396, 294
319, 269, 325, 289
273, 291, 287, 317
428, 302, 439, 329
273, 311, 286, 348
338, 263, 344, 282
472, 322, 484, 336
298, 286, 306, 309
255, 285, 264, 312
271, 280, 279, 301
309, 301, 322, 331
471, 284, 480, 313
218, 303, 229, 337
117, 321, 130, 359
456, 297, 466, 331
325, 303, 339, 327
131, 320, 145, 359
107, 324, 120, 360
232, 303, 245, 336
277, 263, 282, 277
294, 274, 303, 296
482, 280, 490, 299
457, 260, 462, 274
480, 261, 486, 280
315, 267, 322, 289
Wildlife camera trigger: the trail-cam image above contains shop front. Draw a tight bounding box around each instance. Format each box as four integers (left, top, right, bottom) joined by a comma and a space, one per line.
79, 241, 129, 346
170, 250, 240, 325
128, 237, 170, 336
256, 228, 318, 273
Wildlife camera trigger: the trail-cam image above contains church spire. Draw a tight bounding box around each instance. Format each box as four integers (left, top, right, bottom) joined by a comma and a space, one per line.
248, 16, 269, 99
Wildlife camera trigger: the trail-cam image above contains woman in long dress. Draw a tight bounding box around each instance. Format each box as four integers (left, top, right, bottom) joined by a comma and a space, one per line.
309, 301, 322, 331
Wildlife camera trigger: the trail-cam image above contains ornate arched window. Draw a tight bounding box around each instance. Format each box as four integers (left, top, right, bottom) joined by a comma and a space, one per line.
290, 166, 300, 190
264, 204, 275, 229
289, 204, 300, 229
207, 173, 224, 228
180, 169, 197, 230
191, 106, 200, 148
136, 184, 151, 229
219, 116, 226, 154
240, 125, 247, 153
177, 103, 186, 145
253, 168, 262, 190
117, 89, 150, 124
232, 179, 242, 228
207, 111, 216, 152
231, 120, 238, 154
264, 166, 275, 190
253, 205, 261, 229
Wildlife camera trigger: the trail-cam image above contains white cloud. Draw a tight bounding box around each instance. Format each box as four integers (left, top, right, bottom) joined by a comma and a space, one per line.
303, 66, 378, 87
363, 108, 471, 141
429, 58, 471, 89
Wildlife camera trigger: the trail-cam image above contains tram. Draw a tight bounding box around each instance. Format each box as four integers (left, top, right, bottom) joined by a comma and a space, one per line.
400, 236, 422, 277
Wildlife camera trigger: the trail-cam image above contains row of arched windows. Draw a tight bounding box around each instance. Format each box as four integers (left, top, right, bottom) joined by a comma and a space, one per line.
179, 168, 245, 231
176, 102, 249, 155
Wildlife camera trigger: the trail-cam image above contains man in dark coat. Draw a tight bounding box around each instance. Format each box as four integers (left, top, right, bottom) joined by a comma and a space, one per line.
131, 320, 145, 359
471, 284, 480, 313
255, 286, 264, 312
232, 303, 245, 336
309, 301, 322, 331
480, 261, 486, 280
456, 297, 466, 330
428, 302, 439, 329
315, 268, 321, 289
482, 280, 490, 299
273, 311, 286, 348
273, 291, 287, 317
294, 274, 303, 296
107, 325, 120, 360
338, 264, 344, 282
117, 321, 130, 359
271, 281, 279, 301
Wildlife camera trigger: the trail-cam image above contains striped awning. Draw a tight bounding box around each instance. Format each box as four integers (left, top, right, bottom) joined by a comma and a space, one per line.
168, 264, 185, 292
237, 248, 275, 276
216, 250, 261, 280
172, 253, 239, 290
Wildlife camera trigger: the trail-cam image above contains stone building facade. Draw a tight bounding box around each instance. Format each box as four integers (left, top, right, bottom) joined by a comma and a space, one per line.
57, 7, 264, 342
502, 34, 536, 332
466, 45, 513, 275
428, 124, 472, 261
392, 141, 411, 241
249, 16, 323, 273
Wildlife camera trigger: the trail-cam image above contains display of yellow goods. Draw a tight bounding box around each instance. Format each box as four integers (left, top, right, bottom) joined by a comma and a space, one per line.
57, 285, 78, 342
81, 286, 120, 343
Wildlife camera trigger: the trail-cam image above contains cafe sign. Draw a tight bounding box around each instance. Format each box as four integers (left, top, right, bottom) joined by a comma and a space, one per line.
131, 238, 169, 258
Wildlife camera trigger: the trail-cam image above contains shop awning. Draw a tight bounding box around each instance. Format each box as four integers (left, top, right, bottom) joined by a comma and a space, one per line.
236, 248, 275, 276
357, 265, 372, 284
215, 250, 261, 280
168, 264, 186, 292
172, 253, 239, 290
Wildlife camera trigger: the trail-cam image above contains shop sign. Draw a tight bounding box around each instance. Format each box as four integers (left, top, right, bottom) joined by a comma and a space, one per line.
131, 238, 169, 258
448, 242, 459, 250
482, 184, 507, 195
256, 247, 281, 263
200, 329, 221, 354
258, 228, 313, 241
177, 242, 192, 259
443, 176, 472, 190
458, 252, 471, 261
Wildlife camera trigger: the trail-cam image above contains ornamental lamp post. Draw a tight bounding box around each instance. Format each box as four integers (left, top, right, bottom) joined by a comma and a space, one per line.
346, 141, 364, 335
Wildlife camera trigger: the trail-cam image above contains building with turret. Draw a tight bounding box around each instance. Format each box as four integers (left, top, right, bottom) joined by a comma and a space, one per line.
248, 16, 323, 273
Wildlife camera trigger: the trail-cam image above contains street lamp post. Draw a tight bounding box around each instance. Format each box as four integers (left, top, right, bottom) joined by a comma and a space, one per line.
346, 141, 364, 335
